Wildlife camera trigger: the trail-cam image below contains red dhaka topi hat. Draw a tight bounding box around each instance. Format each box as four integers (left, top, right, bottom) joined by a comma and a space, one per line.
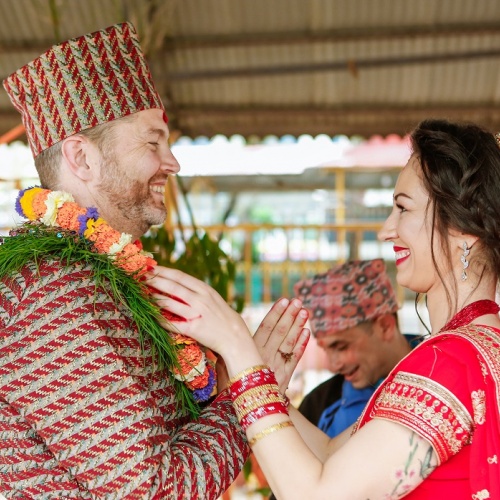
293, 259, 399, 339
3, 22, 164, 157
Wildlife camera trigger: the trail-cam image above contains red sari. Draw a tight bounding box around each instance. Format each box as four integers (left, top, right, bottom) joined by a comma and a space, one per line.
355, 325, 500, 499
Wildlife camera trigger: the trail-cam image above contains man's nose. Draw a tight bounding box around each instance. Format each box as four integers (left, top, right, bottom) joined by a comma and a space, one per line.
161, 147, 181, 174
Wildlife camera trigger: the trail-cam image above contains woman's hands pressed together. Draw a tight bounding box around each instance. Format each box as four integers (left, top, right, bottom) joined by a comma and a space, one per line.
253, 298, 310, 393
146, 266, 310, 385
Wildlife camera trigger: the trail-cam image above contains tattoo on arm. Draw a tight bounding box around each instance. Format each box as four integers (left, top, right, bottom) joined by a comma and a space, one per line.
389, 432, 437, 498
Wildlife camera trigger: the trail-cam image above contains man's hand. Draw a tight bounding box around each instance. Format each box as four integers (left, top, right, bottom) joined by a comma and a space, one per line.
253, 298, 310, 393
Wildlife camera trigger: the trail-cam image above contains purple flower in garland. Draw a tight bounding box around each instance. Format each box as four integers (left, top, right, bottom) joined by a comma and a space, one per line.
15, 187, 33, 217
77, 207, 100, 236
192, 366, 217, 402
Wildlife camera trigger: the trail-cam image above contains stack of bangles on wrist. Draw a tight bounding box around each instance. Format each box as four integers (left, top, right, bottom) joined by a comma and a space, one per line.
229, 364, 293, 447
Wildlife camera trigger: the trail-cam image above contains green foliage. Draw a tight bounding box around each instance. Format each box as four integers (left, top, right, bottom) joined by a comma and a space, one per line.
141, 226, 244, 313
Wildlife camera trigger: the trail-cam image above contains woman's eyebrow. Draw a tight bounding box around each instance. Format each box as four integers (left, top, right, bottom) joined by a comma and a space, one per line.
394, 192, 412, 201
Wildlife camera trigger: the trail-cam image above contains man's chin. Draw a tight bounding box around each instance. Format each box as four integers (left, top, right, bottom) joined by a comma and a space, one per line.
145, 209, 167, 228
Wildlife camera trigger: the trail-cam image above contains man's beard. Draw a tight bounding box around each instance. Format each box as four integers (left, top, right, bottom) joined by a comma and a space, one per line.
97, 156, 167, 234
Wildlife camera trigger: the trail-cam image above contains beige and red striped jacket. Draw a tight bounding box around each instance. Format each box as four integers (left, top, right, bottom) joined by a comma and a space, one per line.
0, 259, 248, 499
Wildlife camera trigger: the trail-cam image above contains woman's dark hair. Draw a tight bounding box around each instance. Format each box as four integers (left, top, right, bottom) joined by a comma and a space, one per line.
410, 119, 500, 310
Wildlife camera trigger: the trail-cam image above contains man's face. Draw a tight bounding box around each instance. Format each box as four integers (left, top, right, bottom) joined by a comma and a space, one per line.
93, 108, 180, 237
316, 320, 388, 389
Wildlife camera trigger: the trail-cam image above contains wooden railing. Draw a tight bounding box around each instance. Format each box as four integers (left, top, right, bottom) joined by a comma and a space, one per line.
174, 221, 404, 305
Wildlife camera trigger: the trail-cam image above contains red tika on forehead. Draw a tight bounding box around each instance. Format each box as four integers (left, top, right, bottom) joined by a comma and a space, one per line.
3, 22, 164, 157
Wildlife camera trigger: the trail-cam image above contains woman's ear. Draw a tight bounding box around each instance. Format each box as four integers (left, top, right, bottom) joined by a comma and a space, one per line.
60, 134, 96, 181
448, 229, 479, 251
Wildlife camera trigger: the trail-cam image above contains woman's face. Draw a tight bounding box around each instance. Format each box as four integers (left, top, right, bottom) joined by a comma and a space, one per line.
379, 155, 448, 294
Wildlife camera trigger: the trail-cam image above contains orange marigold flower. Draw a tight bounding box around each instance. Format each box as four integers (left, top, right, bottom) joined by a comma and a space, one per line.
92, 223, 121, 253
186, 368, 210, 390
175, 344, 204, 374
31, 189, 51, 219
117, 253, 149, 275
119, 243, 141, 257
56, 202, 87, 231
171, 332, 196, 345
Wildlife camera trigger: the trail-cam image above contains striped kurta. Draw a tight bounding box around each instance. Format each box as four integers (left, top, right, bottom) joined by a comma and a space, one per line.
0, 259, 248, 499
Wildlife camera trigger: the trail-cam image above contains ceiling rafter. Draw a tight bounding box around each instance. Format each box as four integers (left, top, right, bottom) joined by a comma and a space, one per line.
162, 22, 500, 49
175, 103, 500, 137
2, 22, 499, 55
165, 48, 500, 81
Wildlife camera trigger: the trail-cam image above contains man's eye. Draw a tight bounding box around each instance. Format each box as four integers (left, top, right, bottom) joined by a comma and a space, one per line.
149, 142, 159, 146
329, 344, 347, 352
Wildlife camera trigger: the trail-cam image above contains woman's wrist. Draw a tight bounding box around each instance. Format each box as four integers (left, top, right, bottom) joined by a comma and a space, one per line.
222, 337, 263, 379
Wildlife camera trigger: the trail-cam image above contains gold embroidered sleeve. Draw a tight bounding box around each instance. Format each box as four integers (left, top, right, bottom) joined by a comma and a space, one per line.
370, 371, 474, 464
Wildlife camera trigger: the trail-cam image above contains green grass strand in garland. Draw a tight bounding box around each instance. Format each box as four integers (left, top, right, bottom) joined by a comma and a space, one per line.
0, 224, 200, 419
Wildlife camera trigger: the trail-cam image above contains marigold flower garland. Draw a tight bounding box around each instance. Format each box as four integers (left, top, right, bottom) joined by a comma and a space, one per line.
9, 186, 217, 411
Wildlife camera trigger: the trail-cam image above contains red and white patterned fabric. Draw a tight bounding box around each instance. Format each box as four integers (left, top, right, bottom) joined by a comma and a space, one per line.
3, 22, 164, 157
355, 325, 500, 499
294, 259, 398, 339
0, 259, 248, 499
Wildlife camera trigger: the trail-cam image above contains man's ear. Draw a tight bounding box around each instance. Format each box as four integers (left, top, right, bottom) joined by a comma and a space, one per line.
374, 314, 397, 341
60, 134, 96, 181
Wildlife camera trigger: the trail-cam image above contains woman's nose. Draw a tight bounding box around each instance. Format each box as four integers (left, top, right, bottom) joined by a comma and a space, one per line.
378, 211, 396, 242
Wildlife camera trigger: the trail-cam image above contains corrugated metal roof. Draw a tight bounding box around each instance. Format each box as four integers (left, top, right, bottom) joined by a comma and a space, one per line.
1, 0, 499, 141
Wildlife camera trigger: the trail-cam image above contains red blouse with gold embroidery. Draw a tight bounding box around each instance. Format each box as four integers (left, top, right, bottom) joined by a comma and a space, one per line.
355, 325, 500, 499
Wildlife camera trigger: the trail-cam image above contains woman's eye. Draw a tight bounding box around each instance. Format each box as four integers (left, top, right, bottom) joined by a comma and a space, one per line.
396, 203, 407, 213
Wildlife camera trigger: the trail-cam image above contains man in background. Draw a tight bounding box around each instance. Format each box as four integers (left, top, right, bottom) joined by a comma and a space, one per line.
294, 259, 414, 436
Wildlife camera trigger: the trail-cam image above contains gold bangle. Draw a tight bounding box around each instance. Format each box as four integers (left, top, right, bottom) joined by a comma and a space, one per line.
248, 420, 294, 447
233, 384, 281, 407
228, 364, 270, 386
236, 396, 285, 421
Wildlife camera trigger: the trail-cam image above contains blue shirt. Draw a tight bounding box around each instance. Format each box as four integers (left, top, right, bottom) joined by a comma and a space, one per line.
317, 379, 379, 437
317, 333, 423, 437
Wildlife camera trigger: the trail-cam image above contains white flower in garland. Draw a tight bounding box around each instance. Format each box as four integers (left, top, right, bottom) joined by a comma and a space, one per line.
42, 191, 75, 226
108, 233, 133, 255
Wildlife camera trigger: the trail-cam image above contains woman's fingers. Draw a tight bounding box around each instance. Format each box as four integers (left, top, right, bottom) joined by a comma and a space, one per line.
148, 266, 212, 295
146, 267, 252, 355
273, 327, 311, 393
278, 303, 309, 353
255, 298, 308, 354
253, 298, 291, 346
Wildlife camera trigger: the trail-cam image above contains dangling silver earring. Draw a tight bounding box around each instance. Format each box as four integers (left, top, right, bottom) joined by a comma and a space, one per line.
461, 242, 470, 281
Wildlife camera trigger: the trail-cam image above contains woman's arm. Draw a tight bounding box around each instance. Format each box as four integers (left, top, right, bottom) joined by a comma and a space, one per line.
147, 267, 439, 499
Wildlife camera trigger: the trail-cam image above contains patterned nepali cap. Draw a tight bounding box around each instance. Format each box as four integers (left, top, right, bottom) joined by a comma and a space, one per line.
294, 259, 398, 339
3, 22, 164, 157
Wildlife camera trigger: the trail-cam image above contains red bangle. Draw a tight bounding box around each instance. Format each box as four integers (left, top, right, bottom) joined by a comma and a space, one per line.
230, 370, 276, 398
240, 401, 289, 430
